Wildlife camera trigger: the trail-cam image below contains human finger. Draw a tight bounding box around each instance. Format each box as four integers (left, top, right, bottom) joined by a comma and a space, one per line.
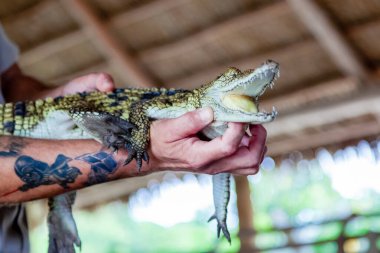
64, 73, 115, 94
188, 122, 246, 164
93, 73, 115, 92
153, 108, 214, 142
198, 125, 267, 173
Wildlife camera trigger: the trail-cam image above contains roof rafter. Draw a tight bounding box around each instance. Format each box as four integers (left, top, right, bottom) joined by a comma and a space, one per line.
59, 0, 155, 87
138, 1, 290, 63
109, 0, 188, 30
20, 30, 85, 67
167, 39, 321, 89
17, 2, 380, 88
286, 0, 370, 81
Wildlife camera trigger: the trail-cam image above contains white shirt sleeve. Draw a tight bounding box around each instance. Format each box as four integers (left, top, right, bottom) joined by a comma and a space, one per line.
0, 24, 19, 74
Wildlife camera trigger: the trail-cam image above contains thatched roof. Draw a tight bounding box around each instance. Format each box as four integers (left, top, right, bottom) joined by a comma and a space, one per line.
1, 0, 380, 207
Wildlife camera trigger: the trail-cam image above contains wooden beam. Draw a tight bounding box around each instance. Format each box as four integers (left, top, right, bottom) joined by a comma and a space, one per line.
265, 86, 380, 138
267, 119, 380, 156
167, 39, 316, 89
60, 0, 155, 87
0, 0, 52, 24
109, 0, 188, 30
286, 0, 370, 81
16, 0, 186, 68
17, 3, 380, 85
19, 30, 86, 67
138, 1, 290, 64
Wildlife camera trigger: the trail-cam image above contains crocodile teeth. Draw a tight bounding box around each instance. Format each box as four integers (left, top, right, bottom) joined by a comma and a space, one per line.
272, 106, 278, 116
246, 126, 252, 137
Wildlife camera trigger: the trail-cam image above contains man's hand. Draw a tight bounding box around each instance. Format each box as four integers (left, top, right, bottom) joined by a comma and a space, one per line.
148, 107, 267, 175
49, 72, 115, 96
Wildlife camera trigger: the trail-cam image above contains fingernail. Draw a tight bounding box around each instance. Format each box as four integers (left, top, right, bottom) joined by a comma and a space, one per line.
198, 107, 213, 123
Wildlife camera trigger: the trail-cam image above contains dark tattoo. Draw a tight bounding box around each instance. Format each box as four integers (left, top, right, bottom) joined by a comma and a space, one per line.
15, 154, 82, 191
11, 150, 117, 193
0, 138, 25, 157
76, 152, 117, 185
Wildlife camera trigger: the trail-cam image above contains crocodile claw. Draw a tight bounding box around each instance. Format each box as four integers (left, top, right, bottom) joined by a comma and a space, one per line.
208, 214, 231, 244
123, 143, 149, 171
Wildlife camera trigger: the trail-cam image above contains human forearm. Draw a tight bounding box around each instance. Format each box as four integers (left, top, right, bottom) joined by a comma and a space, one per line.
1, 69, 53, 102
1, 64, 114, 101
0, 136, 151, 203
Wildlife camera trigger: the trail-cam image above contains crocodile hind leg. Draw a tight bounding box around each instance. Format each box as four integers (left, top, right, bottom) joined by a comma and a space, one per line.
208, 173, 231, 243
70, 111, 135, 148
48, 192, 81, 253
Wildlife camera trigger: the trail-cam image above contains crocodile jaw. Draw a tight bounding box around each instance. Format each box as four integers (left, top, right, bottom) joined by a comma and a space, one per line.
200, 60, 279, 124
219, 60, 279, 97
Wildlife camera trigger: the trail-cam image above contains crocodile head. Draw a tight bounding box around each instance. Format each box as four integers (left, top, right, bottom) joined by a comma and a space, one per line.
199, 60, 279, 124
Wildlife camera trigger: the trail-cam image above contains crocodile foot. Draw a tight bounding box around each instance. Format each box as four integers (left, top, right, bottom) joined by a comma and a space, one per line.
71, 111, 150, 171
101, 122, 149, 171
99, 117, 150, 171
123, 139, 149, 171
48, 192, 81, 253
208, 214, 231, 244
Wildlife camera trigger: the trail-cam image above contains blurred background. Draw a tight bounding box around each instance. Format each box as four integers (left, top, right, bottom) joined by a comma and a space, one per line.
1, 0, 380, 252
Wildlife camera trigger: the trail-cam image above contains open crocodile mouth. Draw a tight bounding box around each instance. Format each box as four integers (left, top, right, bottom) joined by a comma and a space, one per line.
221, 60, 279, 117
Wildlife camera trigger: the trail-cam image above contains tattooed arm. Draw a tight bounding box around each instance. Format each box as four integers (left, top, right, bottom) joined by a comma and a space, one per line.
0, 136, 150, 203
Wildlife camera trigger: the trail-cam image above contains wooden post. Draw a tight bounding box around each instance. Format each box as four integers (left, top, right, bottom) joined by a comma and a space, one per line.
235, 176, 255, 253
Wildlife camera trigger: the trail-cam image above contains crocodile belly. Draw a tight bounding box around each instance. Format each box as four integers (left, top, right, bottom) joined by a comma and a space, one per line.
28, 110, 92, 139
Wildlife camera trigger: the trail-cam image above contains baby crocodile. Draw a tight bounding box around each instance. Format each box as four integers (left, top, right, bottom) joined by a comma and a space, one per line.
0, 60, 279, 250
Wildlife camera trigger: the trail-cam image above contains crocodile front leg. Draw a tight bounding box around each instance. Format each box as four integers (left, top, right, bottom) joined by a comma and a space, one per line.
122, 102, 151, 170
69, 103, 151, 171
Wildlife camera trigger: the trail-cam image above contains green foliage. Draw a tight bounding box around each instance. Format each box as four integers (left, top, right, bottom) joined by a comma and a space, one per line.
252, 159, 344, 230
313, 242, 338, 253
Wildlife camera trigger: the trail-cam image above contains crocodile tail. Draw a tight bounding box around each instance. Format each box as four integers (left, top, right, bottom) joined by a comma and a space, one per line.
0, 98, 53, 136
